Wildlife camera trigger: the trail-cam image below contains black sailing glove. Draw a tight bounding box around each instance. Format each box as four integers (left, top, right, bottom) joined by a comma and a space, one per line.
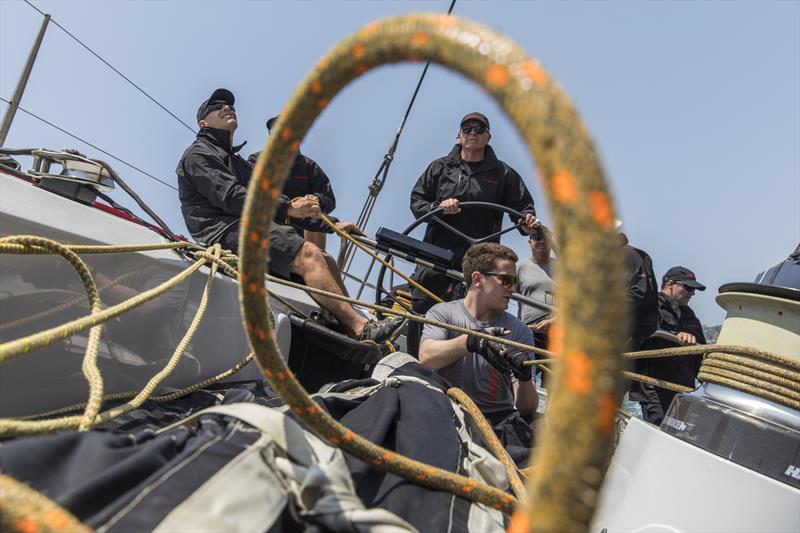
465, 327, 511, 375
506, 348, 533, 382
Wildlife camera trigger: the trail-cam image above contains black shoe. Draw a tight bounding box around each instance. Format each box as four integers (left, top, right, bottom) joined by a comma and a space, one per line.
359, 316, 405, 344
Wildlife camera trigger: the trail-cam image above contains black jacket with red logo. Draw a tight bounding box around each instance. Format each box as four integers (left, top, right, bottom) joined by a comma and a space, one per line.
247, 151, 336, 219
175, 127, 338, 245
409, 144, 535, 262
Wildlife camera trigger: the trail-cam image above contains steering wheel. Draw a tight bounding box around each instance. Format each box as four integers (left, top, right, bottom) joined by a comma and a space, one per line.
374, 201, 529, 307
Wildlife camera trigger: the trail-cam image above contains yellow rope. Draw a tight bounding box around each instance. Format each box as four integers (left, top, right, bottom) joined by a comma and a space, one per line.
447, 387, 527, 500
0, 240, 198, 255
699, 350, 800, 410
0, 270, 139, 333
319, 213, 444, 304
0, 251, 208, 363
0, 236, 106, 431
14, 353, 255, 421
0, 246, 225, 437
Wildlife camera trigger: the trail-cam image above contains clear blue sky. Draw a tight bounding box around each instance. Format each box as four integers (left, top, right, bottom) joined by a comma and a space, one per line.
1, 0, 798, 326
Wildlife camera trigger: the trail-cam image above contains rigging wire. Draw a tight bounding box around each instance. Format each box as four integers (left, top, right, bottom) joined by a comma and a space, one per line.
22, 0, 197, 134
340, 0, 457, 288
0, 96, 177, 191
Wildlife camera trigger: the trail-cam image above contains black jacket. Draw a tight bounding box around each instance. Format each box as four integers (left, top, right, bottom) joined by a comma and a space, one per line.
177, 128, 252, 245
640, 293, 705, 387
410, 144, 535, 261
177, 129, 336, 245
622, 244, 659, 348
247, 151, 336, 231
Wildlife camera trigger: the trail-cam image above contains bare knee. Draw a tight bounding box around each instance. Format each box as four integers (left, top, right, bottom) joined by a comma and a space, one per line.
292, 242, 325, 276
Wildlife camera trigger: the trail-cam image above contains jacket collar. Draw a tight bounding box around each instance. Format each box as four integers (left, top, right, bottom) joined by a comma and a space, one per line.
197, 127, 247, 154
445, 143, 501, 171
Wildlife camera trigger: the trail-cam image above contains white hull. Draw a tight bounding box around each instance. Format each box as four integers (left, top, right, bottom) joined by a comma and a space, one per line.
0, 171, 315, 417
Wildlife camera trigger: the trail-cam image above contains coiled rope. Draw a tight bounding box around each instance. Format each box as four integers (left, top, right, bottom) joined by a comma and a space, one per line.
0, 241, 244, 435
240, 13, 628, 531
699, 350, 800, 410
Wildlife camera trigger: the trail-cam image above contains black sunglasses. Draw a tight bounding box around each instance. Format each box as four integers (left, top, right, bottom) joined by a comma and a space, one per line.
481, 272, 518, 289
460, 125, 487, 135
680, 283, 696, 293
205, 101, 235, 114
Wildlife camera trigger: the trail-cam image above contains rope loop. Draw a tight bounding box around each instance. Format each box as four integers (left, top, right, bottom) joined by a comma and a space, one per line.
239, 14, 628, 529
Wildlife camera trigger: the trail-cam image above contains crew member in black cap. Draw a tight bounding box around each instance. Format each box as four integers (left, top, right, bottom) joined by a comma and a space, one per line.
248, 116, 336, 251
177, 89, 403, 346
636, 265, 707, 424
406, 112, 538, 355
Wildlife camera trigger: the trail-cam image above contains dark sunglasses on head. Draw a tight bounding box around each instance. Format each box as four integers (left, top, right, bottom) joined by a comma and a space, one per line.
205, 101, 235, 114
481, 271, 518, 289
461, 125, 487, 135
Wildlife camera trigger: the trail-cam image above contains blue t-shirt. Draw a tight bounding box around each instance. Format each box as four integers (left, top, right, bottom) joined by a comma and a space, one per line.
421, 299, 534, 417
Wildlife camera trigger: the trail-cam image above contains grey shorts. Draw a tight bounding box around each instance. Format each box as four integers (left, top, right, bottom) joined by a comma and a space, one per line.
219, 221, 306, 279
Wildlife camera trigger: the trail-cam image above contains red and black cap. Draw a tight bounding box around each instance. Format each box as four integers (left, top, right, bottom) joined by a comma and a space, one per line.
663, 266, 706, 291
197, 88, 234, 123
460, 112, 490, 130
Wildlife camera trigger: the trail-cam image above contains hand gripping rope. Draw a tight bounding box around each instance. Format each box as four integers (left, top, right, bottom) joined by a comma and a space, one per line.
240, 13, 628, 532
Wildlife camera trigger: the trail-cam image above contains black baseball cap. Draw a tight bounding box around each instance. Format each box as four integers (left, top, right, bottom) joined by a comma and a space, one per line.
197, 88, 234, 123
460, 112, 490, 130
266, 115, 279, 131
663, 266, 706, 291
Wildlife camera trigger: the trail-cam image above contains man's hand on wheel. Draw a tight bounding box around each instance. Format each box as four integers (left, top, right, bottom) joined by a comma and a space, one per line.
334, 221, 364, 236
439, 198, 461, 215
288, 195, 321, 218
520, 213, 539, 234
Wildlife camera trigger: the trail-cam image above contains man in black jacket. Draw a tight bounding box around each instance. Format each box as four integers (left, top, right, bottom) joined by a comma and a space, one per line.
406, 112, 538, 355
248, 116, 335, 251
177, 88, 402, 344
636, 266, 706, 424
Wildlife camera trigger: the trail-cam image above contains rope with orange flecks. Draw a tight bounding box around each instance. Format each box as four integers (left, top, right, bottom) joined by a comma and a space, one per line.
240, 13, 628, 530
447, 387, 528, 500
0, 474, 90, 533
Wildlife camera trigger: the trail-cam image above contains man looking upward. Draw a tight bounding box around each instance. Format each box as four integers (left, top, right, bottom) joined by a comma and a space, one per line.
176, 88, 403, 346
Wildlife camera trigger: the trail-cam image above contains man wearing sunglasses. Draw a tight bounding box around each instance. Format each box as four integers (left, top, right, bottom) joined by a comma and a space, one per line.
419, 243, 538, 464
177, 88, 403, 347
407, 112, 538, 355
636, 266, 707, 424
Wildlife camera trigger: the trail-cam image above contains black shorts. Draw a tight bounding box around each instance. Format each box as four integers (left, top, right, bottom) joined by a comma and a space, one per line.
218, 221, 306, 279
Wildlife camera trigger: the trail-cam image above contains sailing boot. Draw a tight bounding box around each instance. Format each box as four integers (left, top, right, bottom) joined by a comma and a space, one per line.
358, 316, 405, 345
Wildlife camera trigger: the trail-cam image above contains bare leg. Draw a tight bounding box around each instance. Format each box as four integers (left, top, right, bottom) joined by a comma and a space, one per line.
322, 252, 349, 296
291, 242, 366, 337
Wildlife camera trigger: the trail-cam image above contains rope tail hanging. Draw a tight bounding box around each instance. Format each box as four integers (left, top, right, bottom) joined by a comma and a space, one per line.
240, 13, 628, 531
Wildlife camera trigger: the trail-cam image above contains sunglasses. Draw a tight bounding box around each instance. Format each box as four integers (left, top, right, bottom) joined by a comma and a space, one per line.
460, 125, 487, 135
481, 271, 518, 289
205, 101, 235, 114
680, 283, 696, 293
